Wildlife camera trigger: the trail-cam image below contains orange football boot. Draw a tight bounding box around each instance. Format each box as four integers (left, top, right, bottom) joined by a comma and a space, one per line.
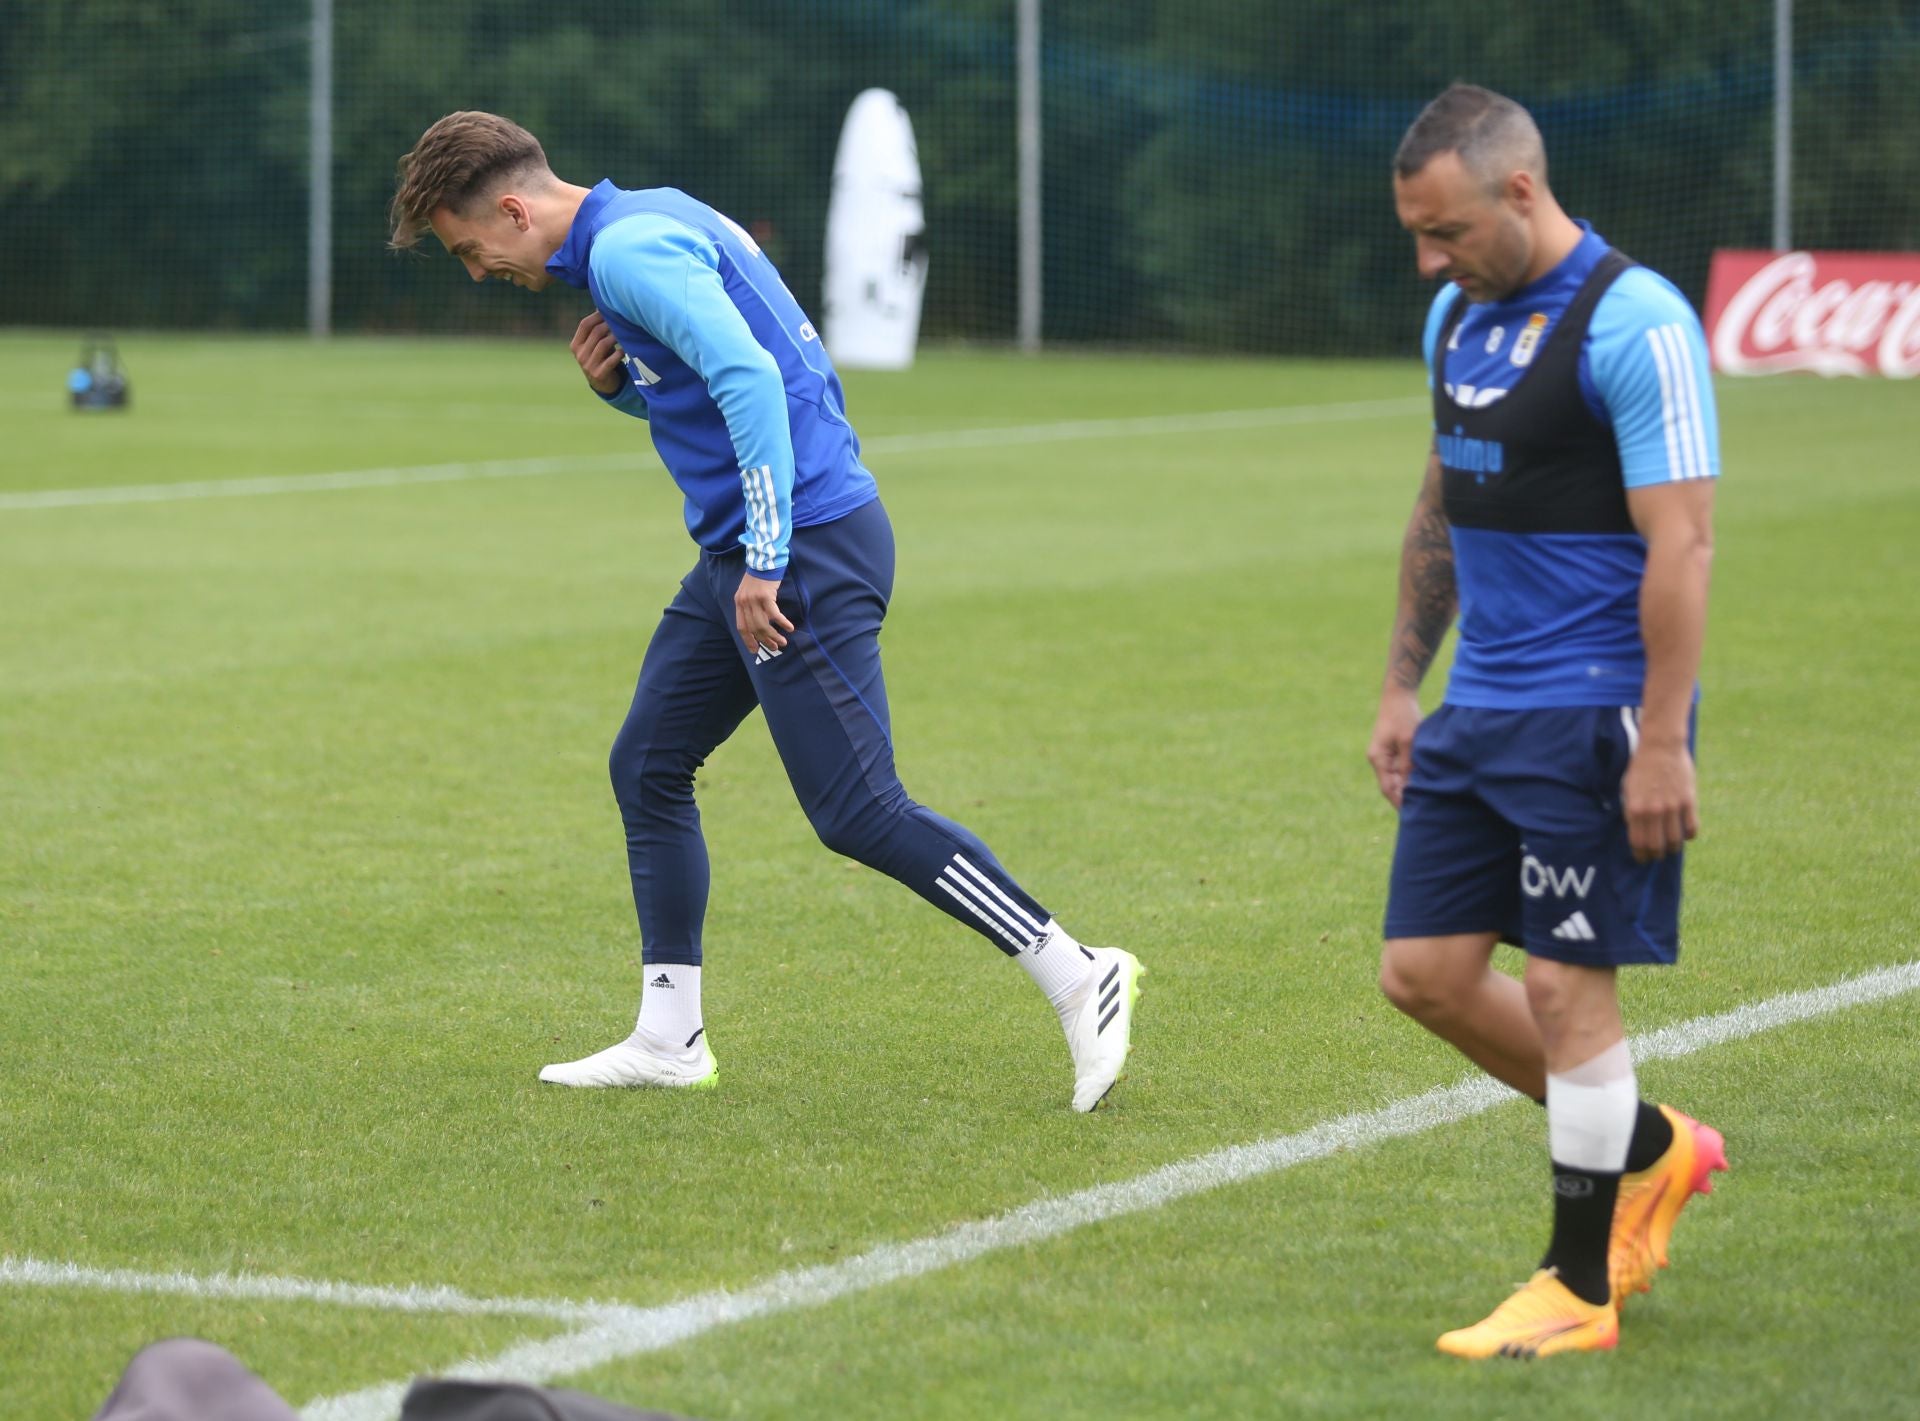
1437, 1269, 1619, 1359
1610, 1104, 1728, 1305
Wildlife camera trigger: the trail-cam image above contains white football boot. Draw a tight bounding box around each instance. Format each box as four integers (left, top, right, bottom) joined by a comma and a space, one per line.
538, 1027, 717, 1089
1063, 947, 1144, 1112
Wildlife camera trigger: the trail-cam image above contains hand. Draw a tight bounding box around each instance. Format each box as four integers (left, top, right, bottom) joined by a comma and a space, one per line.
570, 313, 627, 395
1622, 738, 1699, 862
1367, 687, 1422, 809
735, 573, 794, 658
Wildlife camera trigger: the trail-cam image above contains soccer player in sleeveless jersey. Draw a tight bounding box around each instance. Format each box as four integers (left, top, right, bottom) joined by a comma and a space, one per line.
389, 112, 1141, 1113
1368, 85, 1728, 1357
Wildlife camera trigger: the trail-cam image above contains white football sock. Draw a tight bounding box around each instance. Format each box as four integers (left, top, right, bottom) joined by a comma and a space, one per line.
1546, 1037, 1638, 1172
1017, 920, 1096, 1015
635, 962, 704, 1050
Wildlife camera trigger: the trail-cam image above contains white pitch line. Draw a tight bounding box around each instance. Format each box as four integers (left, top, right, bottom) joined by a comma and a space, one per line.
0, 398, 1427, 512
0, 1257, 615, 1324
299, 960, 1920, 1421
0, 454, 636, 511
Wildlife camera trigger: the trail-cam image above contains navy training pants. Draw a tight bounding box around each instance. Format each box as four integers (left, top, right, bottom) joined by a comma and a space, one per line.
608, 497, 1053, 965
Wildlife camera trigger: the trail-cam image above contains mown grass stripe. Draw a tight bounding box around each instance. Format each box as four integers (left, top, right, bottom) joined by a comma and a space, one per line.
0, 398, 1426, 511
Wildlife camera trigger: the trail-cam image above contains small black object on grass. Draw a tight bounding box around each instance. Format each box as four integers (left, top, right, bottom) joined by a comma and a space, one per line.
69, 333, 131, 410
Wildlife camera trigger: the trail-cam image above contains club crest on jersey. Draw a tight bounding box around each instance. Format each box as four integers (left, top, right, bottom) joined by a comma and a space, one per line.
1509, 312, 1550, 368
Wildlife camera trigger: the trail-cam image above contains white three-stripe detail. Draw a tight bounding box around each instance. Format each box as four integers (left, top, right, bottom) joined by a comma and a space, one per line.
1645, 324, 1687, 481
1621, 705, 1640, 756
937, 855, 1044, 950
937, 867, 1033, 949
1645, 323, 1711, 482
758, 465, 781, 550
739, 467, 762, 568
741, 465, 783, 572
948, 855, 1046, 939
934, 878, 1027, 950
1668, 323, 1714, 480
739, 477, 758, 565
1659, 323, 1708, 480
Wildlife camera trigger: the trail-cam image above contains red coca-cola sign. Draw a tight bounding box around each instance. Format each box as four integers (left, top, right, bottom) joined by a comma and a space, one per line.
1705, 250, 1920, 378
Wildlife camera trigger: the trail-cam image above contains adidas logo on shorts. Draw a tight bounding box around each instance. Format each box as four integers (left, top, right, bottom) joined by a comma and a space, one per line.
1550, 911, 1597, 943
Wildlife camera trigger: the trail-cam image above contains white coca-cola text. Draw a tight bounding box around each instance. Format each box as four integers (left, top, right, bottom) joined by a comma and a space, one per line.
1709, 251, 1920, 378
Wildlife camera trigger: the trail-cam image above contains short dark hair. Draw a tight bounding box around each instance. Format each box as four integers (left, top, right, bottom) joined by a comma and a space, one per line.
1394, 83, 1547, 191
389, 111, 553, 249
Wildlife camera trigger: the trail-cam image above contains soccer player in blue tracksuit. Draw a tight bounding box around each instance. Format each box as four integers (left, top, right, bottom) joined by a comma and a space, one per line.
389, 112, 1140, 1112
1368, 86, 1728, 1355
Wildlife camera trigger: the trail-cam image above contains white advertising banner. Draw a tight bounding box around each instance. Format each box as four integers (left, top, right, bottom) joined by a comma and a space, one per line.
823, 89, 928, 371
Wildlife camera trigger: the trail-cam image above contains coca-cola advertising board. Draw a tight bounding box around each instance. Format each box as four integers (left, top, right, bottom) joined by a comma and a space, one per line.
1704, 249, 1920, 378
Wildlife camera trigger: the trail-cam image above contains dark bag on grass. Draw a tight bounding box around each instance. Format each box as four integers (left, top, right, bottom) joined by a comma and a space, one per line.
401, 1378, 693, 1421
92, 1338, 301, 1421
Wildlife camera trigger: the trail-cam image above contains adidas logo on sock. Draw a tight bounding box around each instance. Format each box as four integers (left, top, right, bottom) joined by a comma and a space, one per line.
1550, 911, 1597, 943
651, 973, 675, 989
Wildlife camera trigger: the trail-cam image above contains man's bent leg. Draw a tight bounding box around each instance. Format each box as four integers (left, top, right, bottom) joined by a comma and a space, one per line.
1380, 712, 1546, 1099
735, 503, 1138, 1110
1379, 933, 1545, 1099
742, 504, 1066, 958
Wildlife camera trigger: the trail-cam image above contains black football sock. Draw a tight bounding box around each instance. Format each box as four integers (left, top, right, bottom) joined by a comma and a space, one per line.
1623, 1099, 1675, 1173
1540, 1163, 1621, 1306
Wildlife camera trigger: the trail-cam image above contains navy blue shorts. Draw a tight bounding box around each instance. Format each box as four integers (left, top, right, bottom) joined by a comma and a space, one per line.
1383, 703, 1689, 966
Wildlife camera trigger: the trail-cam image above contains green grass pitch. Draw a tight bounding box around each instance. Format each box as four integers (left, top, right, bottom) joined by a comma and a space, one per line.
1, 330, 1916, 1419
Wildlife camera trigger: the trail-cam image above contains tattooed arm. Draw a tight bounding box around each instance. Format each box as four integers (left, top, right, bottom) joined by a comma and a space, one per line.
1367, 448, 1455, 808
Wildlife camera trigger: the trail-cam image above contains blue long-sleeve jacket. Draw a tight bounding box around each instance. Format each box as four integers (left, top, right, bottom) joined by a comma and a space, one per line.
545, 181, 877, 578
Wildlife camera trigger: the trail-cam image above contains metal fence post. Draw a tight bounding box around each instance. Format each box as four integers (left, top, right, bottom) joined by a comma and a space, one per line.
1016, 0, 1042, 351
1773, 0, 1792, 251
309, 0, 334, 337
